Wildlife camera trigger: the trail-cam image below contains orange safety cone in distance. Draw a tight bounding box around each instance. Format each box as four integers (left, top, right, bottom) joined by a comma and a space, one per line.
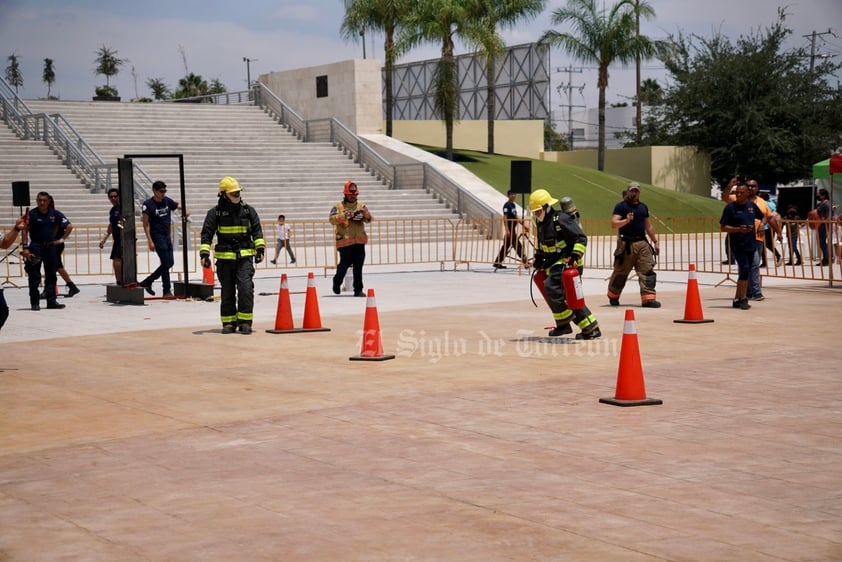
266, 273, 298, 334
301, 272, 330, 332
674, 264, 714, 324
350, 289, 395, 361
600, 309, 662, 407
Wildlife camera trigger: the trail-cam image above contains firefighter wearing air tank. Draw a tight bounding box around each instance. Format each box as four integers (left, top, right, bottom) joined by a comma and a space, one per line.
530, 189, 601, 340
607, 182, 661, 308
200, 177, 266, 335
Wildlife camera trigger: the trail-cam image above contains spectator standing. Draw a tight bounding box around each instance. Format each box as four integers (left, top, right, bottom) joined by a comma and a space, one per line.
529, 189, 600, 339
139, 180, 188, 297
99, 187, 123, 284
270, 214, 296, 265
815, 188, 832, 266
200, 177, 265, 334
758, 191, 782, 266
330, 181, 372, 297
46, 195, 80, 298
0, 213, 28, 330
746, 180, 775, 300
720, 182, 764, 309
783, 205, 802, 266
20, 191, 66, 311
493, 190, 528, 269
607, 182, 661, 308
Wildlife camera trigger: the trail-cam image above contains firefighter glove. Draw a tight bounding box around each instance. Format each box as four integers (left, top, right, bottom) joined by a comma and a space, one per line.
200, 252, 211, 269
254, 247, 265, 264
532, 253, 546, 270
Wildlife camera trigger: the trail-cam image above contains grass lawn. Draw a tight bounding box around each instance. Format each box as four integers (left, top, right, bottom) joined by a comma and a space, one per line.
414, 146, 725, 226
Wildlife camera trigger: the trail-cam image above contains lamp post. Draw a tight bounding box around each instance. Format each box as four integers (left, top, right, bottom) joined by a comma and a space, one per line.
243, 57, 258, 89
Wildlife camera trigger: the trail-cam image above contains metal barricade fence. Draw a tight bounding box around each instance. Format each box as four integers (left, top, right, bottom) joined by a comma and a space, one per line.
1, 218, 838, 285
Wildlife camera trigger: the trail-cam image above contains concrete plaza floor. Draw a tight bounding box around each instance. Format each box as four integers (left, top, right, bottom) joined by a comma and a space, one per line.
1, 266, 841, 561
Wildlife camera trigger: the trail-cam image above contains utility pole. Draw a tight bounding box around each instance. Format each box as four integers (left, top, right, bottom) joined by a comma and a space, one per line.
804, 29, 834, 77
557, 66, 585, 150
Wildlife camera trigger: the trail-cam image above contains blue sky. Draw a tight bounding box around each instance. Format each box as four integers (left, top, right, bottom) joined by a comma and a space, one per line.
2, 0, 840, 114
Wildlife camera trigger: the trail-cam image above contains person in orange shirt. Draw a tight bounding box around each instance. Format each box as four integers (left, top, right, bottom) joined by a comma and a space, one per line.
745, 180, 780, 300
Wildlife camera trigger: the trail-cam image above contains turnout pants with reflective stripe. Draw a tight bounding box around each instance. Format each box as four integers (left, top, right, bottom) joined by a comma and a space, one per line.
216, 257, 255, 326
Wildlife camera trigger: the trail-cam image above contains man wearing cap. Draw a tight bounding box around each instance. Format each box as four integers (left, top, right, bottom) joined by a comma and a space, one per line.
139, 180, 188, 297
200, 176, 265, 334
607, 182, 661, 308
493, 190, 529, 269
329, 181, 372, 297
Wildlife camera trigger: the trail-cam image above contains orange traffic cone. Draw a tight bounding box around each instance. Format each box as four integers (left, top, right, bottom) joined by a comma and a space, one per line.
674, 264, 714, 324
265, 273, 297, 334
600, 309, 662, 407
301, 272, 330, 332
350, 289, 395, 361
202, 261, 214, 285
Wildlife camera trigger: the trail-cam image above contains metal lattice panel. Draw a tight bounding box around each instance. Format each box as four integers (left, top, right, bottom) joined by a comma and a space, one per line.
388, 43, 549, 121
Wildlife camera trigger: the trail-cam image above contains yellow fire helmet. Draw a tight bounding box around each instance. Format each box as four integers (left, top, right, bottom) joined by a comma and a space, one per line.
529, 189, 558, 212
219, 176, 242, 194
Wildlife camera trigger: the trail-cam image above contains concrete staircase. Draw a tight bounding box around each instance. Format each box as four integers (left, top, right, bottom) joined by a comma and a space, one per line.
0, 123, 94, 225
19, 100, 457, 228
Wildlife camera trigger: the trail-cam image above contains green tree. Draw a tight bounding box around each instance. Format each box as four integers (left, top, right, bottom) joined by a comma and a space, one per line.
208, 78, 227, 95
146, 77, 170, 100
470, 0, 546, 154
93, 45, 127, 92
539, 0, 664, 171
658, 11, 842, 187
544, 119, 568, 151
5, 53, 23, 94
341, 0, 412, 138
42, 58, 56, 99
174, 72, 209, 99
401, 0, 477, 161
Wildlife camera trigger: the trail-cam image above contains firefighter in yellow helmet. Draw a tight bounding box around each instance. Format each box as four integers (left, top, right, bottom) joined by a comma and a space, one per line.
329, 181, 372, 296
200, 177, 265, 334
529, 189, 601, 339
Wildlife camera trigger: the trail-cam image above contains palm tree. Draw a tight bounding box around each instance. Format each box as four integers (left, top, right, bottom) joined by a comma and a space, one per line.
470, 0, 546, 154
401, 0, 477, 161
540, 0, 662, 170
146, 77, 170, 100
174, 72, 209, 99
340, 0, 411, 138
94, 45, 126, 90
5, 53, 23, 94
42, 58, 56, 99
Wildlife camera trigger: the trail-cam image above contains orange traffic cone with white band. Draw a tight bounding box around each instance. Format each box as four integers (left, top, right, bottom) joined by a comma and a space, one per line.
674, 264, 714, 324
266, 273, 297, 333
599, 309, 662, 407
350, 289, 395, 361
301, 272, 330, 332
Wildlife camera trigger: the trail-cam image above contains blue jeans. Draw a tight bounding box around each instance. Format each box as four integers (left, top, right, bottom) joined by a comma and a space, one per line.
143, 235, 174, 293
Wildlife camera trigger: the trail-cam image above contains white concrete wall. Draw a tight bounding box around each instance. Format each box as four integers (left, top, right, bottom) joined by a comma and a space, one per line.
260, 59, 383, 134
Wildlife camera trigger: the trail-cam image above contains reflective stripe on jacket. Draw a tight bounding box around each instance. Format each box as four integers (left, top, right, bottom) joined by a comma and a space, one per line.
200, 201, 265, 260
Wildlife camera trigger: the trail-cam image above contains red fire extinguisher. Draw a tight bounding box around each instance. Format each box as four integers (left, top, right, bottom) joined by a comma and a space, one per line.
563, 266, 585, 310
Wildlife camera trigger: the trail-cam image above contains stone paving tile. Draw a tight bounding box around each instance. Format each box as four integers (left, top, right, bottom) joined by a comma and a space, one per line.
1, 280, 841, 560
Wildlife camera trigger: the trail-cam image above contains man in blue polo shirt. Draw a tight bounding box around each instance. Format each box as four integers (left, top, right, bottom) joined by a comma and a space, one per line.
139, 180, 188, 297
21, 191, 67, 311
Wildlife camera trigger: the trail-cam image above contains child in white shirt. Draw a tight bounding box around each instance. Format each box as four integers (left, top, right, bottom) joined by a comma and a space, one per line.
270, 214, 296, 264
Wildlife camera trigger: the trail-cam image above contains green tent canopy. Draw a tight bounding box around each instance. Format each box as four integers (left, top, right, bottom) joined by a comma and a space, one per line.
813, 158, 829, 179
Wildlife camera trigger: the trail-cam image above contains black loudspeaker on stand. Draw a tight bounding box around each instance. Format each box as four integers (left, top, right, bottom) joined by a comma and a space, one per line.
12, 181, 30, 208
509, 161, 532, 194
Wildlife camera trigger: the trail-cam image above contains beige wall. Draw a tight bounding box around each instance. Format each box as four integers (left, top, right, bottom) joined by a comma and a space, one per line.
391, 120, 544, 160
260, 59, 383, 134
542, 146, 711, 197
